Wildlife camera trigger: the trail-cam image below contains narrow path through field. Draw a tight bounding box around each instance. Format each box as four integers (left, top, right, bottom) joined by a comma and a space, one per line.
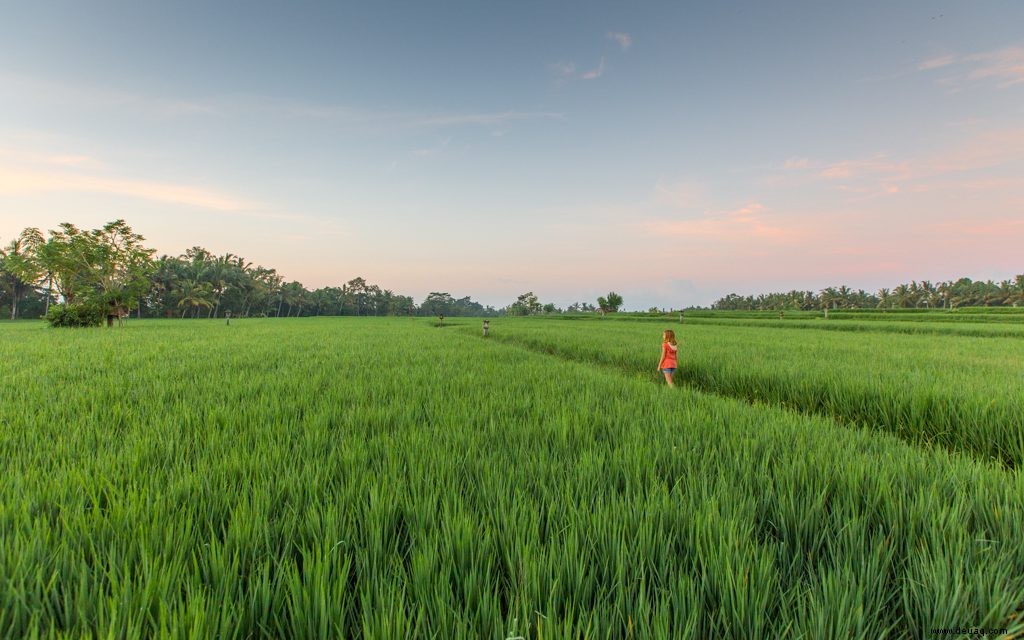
459, 327, 1016, 472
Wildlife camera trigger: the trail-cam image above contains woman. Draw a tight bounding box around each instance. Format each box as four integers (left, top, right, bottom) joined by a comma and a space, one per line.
658, 329, 678, 387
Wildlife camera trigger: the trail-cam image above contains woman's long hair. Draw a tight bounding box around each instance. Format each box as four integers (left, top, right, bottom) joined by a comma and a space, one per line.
663, 329, 677, 346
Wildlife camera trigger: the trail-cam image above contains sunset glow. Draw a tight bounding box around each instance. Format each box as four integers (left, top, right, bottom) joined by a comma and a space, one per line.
1, 1, 1021, 308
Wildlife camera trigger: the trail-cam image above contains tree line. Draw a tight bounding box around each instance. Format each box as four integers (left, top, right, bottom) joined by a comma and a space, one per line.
712, 277, 1024, 311
1, 220, 626, 325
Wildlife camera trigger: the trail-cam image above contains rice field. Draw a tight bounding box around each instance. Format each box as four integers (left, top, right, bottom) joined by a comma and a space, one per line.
478, 317, 1024, 468
1, 317, 1022, 638
679, 316, 1024, 338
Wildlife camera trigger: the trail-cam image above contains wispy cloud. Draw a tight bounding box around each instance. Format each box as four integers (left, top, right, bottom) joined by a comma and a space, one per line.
270, 99, 564, 130
965, 46, 1024, 88
818, 157, 910, 181
917, 45, 1024, 89
0, 147, 106, 170
645, 202, 806, 243
410, 137, 451, 157
636, 179, 812, 244
409, 111, 563, 127
549, 33, 628, 83
548, 61, 577, 78
582, 57, 606, 80
918, 54, 955, 70
0, 166, 254, 211
0, 147, 261, 213
46, 155, 101, 168
933, 218, 1024, 236
653, 179, 704, 209
777, 128, 1024, 197
1, 71, 563, 133
0, 71, 220, 118
607, 32, 632, 51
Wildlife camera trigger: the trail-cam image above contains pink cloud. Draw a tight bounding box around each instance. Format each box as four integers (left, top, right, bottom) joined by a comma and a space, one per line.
0, 145, 275, 214
918, 54, 956, 70
818, 158, 910, 181
727, 202, 763, 222
582, 58, 605, 80
966, 46, 1024, 88
798, 128, 1024, 197
919, 45, 1024, 90
934, 218, 1024, 235
653, 179, 704, 209
0, 166, 253, 211
46, 155, 100, 167
645, 202, 808, 243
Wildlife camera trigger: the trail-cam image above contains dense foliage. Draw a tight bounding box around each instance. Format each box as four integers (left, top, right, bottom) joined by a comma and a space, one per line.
43, 302, 105, 328
713, 277, 1024, 311
1, 221, 507, 321
9, 219, 1022, 323
1, 318, 1022, 637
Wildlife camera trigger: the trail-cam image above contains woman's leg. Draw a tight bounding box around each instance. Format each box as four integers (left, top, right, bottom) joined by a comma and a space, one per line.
663, 371, 675, 387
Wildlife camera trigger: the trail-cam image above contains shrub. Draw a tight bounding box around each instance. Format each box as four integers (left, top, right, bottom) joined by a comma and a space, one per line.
46, 303, 105, 328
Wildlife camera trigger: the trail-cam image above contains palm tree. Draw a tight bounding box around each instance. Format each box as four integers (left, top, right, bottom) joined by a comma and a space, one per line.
875, 288, 890, 309
280, 281, 307, 317
149, 255, 184, 317
226, 256, 254, 316
177, 280, 214, 318
819, 287, 838, 311
892, 284, 912, 308
917, 280, 937, 308
937, 281, 952, 310
206, 253, 237, 318
996, 279, 1014, 306
982, 280, 1002, 306
1012, 275, 1024, 307
835, 285, 852, 309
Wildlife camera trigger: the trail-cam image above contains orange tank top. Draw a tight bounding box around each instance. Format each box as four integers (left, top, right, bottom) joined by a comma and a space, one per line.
659, 342, 678, 369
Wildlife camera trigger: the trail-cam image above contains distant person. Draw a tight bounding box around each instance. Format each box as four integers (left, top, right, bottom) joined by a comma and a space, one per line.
658, 329, 678, 387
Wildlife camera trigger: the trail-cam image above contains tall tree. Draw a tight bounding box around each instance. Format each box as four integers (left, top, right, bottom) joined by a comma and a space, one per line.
508, 291, 541, 316
92, 220, 156, 324
38, 220, 155, 326
421, 292, 455, 317
1, 228, 44, 319
597, 291, 623, 313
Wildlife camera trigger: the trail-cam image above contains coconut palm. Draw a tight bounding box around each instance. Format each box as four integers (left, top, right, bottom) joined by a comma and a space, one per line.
205, 253, 238, 318
177, 280, 214, 318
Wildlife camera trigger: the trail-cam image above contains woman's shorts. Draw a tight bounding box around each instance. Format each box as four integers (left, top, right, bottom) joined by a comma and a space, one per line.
661, 368, 676, 375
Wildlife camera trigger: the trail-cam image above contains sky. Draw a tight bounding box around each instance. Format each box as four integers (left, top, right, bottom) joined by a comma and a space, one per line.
1, 0, 1022, 309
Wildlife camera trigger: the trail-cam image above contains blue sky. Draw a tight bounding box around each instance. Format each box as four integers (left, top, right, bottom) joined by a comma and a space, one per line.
2, 0, 1022, 308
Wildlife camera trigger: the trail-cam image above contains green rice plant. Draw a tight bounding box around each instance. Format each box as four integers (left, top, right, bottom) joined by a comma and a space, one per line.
681, 316, 1024, 338
476, 318, 1024, 467
0, 318, 1022, 638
